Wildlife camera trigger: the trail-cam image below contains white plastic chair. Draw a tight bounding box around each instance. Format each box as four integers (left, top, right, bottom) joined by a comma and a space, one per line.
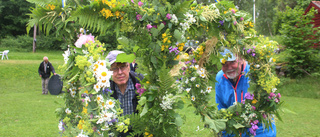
0, 50, 9, 60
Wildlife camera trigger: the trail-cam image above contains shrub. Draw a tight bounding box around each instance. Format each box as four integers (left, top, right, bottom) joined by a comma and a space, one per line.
279, 7, 320, 78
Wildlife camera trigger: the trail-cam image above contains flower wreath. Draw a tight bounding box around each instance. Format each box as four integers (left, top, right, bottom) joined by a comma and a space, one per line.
28, 0, 282, 136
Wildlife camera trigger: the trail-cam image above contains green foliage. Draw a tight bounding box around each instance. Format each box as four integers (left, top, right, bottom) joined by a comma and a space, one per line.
0, 0, 34, 37
0, 35, 64, 52
278, 7, 320, 78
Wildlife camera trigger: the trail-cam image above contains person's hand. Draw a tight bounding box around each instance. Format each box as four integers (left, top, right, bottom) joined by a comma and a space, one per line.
54, 73, 57, 75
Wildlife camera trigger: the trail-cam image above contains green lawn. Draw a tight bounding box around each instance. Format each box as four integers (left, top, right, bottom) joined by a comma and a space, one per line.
1, 51, 320, 136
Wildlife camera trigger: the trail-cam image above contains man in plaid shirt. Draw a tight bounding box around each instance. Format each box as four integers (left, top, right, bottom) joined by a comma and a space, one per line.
106, 50, 142, 137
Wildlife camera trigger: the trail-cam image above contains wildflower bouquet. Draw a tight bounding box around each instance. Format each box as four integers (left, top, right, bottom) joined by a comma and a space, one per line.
56, 33, 130, 136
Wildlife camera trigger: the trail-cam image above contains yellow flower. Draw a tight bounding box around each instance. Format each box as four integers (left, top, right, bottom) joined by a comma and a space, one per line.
100, 8, 114, 19
163, 37, 168, 43
175, 55, 180, 60
162, 33, 167, 38
252, 99, 258, 104
82, 107, 88, 114
145, 132, 149, 136
272, 58, 276, 62
221, 58, 226, 64
224, 11, 227, 14
146, 81, 150, 84
84, 90, 88, 94
115, 11, 121, 18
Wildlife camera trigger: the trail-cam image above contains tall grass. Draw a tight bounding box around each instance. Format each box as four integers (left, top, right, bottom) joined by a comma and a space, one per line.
1, 51, 320, 136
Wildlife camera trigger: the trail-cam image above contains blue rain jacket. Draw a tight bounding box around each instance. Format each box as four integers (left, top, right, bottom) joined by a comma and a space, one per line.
215, 63, 276, 137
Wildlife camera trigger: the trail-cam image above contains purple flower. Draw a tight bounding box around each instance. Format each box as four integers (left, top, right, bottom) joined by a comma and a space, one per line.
253, 120, 259, 125
166, 13, 172, 20
182, 72, 186, 75
146, 24, 153, 30
244, 92, 254, 100
138, 1, 143, 6
192, 58, 196, 64
81, 99, 85, 103
247, 49, 252, 54
249, 123, 259, 136
263, 113, 267, 119
252, 106, 256, 110
162, 21, 166, 25
135, 83, 141, 89
219, 20, 224, 26
185, 61, 190, 65
181, 67, 186, 71
275, 98, 279, 103
131, 0, 134, 3
136, 14, 142, 20
152, 25, 157, 29
240, 17, 244, 21
252, 53, 255, 57
137, 88, 146, 96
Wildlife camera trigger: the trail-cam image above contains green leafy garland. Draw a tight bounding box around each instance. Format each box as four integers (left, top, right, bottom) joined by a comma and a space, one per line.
27, 0, 282, 136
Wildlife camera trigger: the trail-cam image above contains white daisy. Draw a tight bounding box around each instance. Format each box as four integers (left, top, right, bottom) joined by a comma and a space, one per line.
105, 99, 115, 109
196, 84, 200, 88
206, 86, 212, 93
190, 77, 196, 81
191, 96, 195, 101
96, 94, 104, 104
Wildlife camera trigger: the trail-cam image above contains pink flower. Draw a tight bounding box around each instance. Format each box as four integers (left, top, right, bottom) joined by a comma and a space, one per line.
240, 17, 244, 21
136, 14, 142, 20
166, 13, 172, 20
131, 0, 134, 3
252, 106, 256, 110
276, 93, 281, 98
162, 21, 166, 25
135, 83, 141, 89
233, 21, 237, 25
137, 88, 146, 96
146, 24, 153, 30
253, 120, 259, 125
138, 1, 143, 6
152, 25, 157, 28
231, 9, 235, 14
74, 34, 95, 48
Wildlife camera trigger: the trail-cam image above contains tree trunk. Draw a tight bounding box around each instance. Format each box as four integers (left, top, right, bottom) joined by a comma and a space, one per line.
33, 25, 37, 53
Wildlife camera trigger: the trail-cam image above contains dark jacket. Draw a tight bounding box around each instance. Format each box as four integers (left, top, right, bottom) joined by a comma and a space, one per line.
38, 61, 56, 79
130, 63, 138, 72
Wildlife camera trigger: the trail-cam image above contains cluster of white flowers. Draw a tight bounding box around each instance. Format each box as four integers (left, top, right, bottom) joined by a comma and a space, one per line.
170, 14, 179, 24
65, 108, 72, 114
160, 93, 177, 111
92, 60, 113, 92
58, 120, 64, 131
62, 48, 70, 64
180, 12, 197, 31
240, 104, 257, 124
69, 87, 76, 98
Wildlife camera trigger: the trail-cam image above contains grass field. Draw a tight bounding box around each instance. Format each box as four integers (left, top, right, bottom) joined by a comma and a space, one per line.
1, 51, 320, 136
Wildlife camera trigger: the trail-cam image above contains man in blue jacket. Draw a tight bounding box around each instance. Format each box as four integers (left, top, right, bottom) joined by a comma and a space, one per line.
215, 49, 276, 137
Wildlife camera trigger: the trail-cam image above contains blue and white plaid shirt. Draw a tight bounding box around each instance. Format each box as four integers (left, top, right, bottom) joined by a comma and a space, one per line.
115, 78, 136, 115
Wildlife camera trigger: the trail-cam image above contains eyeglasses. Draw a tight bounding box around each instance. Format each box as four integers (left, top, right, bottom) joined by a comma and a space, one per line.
111, 64, 128, 73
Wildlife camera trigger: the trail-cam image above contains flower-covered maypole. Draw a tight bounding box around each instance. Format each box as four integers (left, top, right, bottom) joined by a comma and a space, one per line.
27, 0, 283, 136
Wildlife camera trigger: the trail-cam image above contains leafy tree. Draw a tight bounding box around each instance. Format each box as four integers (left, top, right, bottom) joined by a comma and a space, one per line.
0, 0, 34, 37
279, 7, 320, 78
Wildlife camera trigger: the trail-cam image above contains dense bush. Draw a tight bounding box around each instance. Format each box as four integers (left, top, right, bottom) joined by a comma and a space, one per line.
279, 7, 320, 78
0, 35, 64, 51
